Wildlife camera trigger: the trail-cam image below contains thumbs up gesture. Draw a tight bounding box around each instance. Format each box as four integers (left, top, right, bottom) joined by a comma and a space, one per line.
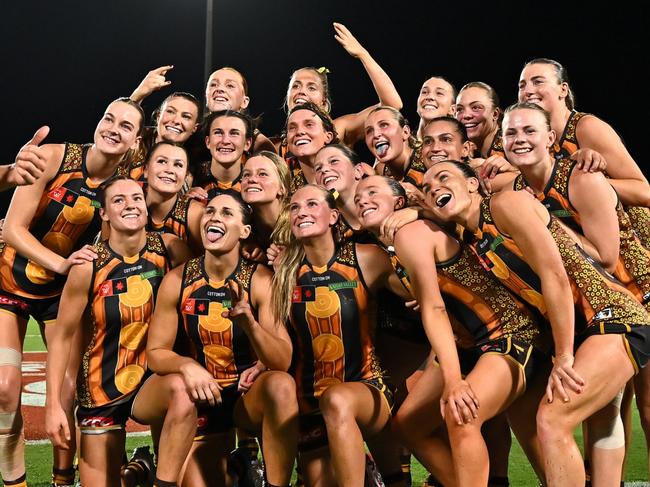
10, 126, 50, 186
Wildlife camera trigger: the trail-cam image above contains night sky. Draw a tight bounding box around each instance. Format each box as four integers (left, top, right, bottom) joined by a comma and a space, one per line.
1, 0, 647, 213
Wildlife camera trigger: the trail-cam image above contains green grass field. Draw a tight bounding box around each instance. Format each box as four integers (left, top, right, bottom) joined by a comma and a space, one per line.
20, 320, 649, 486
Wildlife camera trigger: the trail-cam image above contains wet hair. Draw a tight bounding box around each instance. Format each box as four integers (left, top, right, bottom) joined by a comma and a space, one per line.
423, 116, 469, 143
285, 102, 339, 143
157, 92, 202, 124
272, 185, 339, 320
504, 102, 552, 131
524, 58, 575, 110
113, 97, 146, 136
208, 190, 253, 226
98, 175, 142, 208
367, 106, 421, 150
385, 176, 407, 201
285, 67, 332, 113
422, 75, 458, 100
203, 109, 255, 140
316, 143, 361, 166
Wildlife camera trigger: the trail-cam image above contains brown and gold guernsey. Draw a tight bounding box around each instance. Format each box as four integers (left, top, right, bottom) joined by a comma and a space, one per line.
195, 160, 242, 199
436, 245, 541, 347
336, 215, 374, 245
78, 232, 169, 408
551, 110, 588, 160
287, 156, 310, 195
289, 241, 383, 413
383, 243, 541, 348
147, 194, 202, 243
514, 158, 650, 310
0, 143, 104, 299
382, 146, 426, 188
485, 128, 505, 159
470, 197, 650, 336
178, 256, 258, 388
550, 111, 650, 249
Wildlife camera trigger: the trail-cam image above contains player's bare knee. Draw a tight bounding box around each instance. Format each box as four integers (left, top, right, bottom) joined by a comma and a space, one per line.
0, 348, 22, 412
262, 371, 297, 406
319, 387, 353, 426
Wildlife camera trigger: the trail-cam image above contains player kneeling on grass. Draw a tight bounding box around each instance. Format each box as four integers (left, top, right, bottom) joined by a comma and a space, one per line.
45, 177, 191, 487
144, 192, 297, 487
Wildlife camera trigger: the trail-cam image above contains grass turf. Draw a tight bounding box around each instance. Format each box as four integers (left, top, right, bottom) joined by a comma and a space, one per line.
20, 320, 649, 485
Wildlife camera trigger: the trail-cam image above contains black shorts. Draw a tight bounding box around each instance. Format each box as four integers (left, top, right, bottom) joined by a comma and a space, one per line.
455, 336, 546, 385
76, 394, 138, 434
578, 323, 650, 374
297, 377, 395, 453
0, 290, 59, 323
195, 385, 242, 440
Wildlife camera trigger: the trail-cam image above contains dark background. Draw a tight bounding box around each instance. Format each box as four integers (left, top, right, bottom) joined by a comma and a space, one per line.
1, 0, 647, 213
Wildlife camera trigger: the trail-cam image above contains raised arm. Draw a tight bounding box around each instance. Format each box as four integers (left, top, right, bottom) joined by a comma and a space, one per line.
45, 262, 92, 448
0, 127, 50, 191
576, 115, 650, 207
332, 22, 403, 146
130, 65, 174, 104
2, 143, 92, 275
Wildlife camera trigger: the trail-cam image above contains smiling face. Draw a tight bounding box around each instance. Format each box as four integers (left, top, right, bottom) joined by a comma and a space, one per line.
417, 77, 455, 122
423, 162, 479, 222
502, 108, 555, 169
100, 179, 148, 232
455, 86, 499, 143
314, 146, 360, 194
354, 175, 404, 233
200, 193, 251, 252
241, 155, 285, 205
145, 143, 188, 196
286, 68, 328, 112
205, 115, 252, 167
422, 119, 471, 168
364, 109, 410, 163
205, 68, 250, 112
287, 109, 334, 159
156, 96, 199, 143
289, 186, 338, 240
94, 101, 142, 156
518, 63, 568, 113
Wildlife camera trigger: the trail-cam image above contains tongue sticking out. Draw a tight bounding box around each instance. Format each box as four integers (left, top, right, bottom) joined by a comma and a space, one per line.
206, 229, 223, 243
376, 144, 389, 157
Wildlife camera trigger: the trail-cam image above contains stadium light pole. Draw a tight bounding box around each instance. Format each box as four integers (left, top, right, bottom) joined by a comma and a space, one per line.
204, 0, 214, 100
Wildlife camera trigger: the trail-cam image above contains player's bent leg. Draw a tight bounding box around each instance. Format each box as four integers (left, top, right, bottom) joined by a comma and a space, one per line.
586, 389, 625, 487
0, 311, 27, 487
78, 429, 126, 487
131, 373, 197, 485
446, 354, 525, 487
391, 362, 455, 486
235, 370, 298, 486
318, 381, 395, 487
508, 359, 550, 483
179, 430, 233, 487
536, 334, 635, 487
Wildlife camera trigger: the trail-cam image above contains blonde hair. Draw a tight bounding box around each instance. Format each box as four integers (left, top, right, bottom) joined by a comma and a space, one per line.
271, 185, 338, 321
245, 150, 293, 246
